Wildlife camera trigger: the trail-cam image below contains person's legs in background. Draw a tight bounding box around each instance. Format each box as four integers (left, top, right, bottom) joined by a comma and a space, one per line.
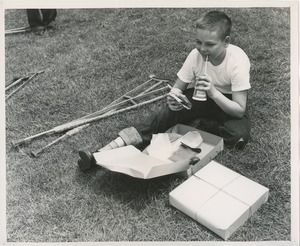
41, 9, 57, 30
26, 9, 45, 35
27, 9, 57, 35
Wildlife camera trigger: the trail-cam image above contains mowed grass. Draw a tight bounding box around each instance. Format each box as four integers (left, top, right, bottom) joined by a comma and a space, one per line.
5, 8, 291, 242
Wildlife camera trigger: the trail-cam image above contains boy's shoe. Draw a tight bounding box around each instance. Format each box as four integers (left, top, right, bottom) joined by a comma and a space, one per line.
78, 150, 96, 171
235, 137, 246, 150
31, 26, 45, 35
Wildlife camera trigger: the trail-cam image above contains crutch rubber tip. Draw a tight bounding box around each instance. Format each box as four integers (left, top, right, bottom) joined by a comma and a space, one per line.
78, 150, 96, 171
31, 151, 38, 158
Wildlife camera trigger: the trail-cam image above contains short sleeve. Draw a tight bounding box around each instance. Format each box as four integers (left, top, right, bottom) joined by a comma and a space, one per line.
177, 49, 199, 83
231, 51, 251, 92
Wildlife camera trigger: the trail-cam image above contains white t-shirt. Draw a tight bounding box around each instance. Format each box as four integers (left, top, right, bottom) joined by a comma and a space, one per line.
177, 44, 251, 94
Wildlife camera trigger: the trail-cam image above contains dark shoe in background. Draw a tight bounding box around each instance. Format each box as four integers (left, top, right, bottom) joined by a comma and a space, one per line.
46, 21, 56, 30
31, 26, 45, 35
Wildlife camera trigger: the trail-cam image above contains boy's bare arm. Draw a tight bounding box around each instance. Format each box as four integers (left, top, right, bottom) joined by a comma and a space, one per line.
211, 90, 248, 118
172, 77, 189, 91
197, 74, 248, 118
169, 77, 247, 118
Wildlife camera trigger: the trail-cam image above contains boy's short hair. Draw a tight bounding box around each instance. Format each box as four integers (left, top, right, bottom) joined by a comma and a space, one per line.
196, 11, 232, 40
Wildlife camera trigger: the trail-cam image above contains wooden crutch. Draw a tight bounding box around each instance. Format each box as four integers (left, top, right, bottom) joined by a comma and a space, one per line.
5, 70, 44, 100
69, 83, 170, 125
5, 77, 29, 91
5, 26, 31, 35
29, 80, 170, 156
12, 94, 167, 147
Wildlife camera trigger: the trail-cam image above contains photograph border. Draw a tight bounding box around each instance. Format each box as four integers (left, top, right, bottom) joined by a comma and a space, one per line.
1, 1, 299, 245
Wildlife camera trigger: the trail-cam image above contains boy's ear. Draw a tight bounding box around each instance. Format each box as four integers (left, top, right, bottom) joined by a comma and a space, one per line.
224, 36, 230, 47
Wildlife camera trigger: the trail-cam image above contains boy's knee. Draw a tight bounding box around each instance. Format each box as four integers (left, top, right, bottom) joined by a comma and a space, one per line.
118, 126, 143, 147
219, 118, 250, 148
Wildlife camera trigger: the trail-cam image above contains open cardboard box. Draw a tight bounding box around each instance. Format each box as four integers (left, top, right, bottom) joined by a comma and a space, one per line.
93, 124, 223, 179
169, 160, 269, 240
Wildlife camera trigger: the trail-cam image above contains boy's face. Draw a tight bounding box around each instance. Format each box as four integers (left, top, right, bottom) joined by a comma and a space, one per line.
195, 28, 230, 65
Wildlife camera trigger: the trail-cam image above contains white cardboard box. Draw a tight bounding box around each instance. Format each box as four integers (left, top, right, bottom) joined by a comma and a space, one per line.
93, 124, 223, 179
169, 160, 269, 240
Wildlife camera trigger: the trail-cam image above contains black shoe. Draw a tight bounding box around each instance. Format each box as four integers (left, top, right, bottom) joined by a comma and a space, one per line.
235, 138, 246, 150
78, 150, 96, 171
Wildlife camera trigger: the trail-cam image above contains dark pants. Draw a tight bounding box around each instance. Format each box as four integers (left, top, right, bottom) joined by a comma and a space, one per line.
26, 9, 57, 28
132, 89, 250, 147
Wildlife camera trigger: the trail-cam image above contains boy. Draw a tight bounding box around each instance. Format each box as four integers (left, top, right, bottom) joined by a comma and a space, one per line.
78, 11, 251, 170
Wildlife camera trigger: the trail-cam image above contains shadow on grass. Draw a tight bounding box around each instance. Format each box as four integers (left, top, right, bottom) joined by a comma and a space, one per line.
74, 164, 184, 211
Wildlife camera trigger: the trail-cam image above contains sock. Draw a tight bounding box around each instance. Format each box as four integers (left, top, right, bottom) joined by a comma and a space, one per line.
114, 137, 125, 147
98, 137, 125, 152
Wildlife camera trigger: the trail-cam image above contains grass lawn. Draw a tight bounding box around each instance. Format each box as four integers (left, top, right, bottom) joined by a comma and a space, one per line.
5, 6, 292, 242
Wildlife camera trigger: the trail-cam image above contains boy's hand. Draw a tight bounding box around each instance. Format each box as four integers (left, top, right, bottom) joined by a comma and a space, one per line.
195, 74, 217, 98
167, 91, 191, 111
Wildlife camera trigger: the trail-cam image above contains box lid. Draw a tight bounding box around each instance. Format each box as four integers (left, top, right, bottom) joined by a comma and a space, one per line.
169, 160, 269, 240
194, 160, 240, 189
195, 191, 250, 240
222, 175, 269, 215
169, 176, 219, 219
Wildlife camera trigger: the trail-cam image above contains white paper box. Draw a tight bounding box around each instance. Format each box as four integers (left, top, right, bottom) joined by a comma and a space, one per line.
169, 160, 269, 240
93, 124, 223, 179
